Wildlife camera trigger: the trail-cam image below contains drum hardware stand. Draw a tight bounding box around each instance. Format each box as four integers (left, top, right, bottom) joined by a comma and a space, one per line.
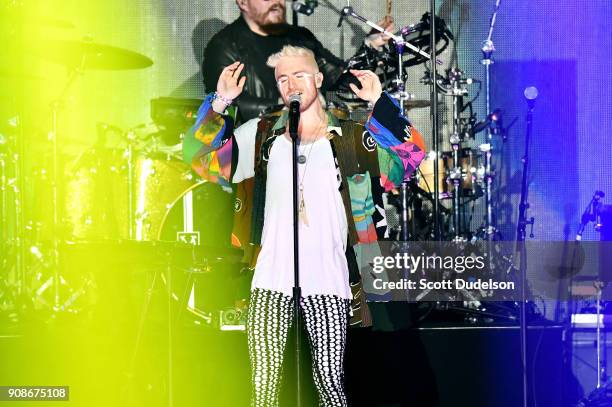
0, 142, 18, 311
125, 130, 137, 240
338, 4, 442, 241
123, 249, 177, 407
0, 143, 7, 250
448, 68, 471, 242
573, 191, 607, 392
594, 280, 608, 389
399, 181, 416, 241
480, 0, 502, 242
47, 65, 83, 312
173, 259, 212, 328
337, 5, 442, 71
0, 142, 11, 267
291, 0, 298, 26
515, 87, 537, 407
0, 115, 30, 313
0, 7, 30, 314
427, 67, 475, 241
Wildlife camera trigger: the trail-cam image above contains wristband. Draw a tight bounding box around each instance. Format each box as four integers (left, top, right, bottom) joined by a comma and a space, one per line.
213, 92, 234, 106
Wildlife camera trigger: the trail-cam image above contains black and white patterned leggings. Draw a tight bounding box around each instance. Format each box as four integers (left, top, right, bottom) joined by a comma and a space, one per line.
246, 288, 350, 407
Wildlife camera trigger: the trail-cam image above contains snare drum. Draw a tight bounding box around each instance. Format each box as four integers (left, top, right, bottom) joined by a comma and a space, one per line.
416, 151, 446, 197
416, 148, 483, 198
442, 148, 482, 197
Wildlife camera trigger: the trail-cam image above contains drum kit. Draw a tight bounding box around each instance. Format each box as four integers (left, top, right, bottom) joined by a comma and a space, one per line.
0, 31, 238, 326
336, 10, 496, 245
0, 4, 511, 325
328, 3, 528, 320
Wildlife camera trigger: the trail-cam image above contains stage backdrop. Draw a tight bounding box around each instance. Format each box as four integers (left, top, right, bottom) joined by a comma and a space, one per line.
8, 0, 612, 311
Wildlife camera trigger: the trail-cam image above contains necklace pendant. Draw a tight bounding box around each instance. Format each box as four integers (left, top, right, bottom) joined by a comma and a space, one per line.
299, 185, 309, 226
298, 154, 307, 164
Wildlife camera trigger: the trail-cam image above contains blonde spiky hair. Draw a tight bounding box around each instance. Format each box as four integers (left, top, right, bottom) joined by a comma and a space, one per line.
266, 45, 318, 70
267, 45, 327, 106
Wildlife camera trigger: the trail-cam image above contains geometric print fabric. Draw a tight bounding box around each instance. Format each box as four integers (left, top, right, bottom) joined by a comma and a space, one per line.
246, 288, 350, 406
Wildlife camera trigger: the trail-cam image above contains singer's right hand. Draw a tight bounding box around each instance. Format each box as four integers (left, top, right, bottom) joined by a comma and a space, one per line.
217, 61, 246, 101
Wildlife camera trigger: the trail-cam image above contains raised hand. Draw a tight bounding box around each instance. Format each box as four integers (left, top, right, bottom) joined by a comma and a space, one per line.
217, 61, 247, 101
348, 69, 383, 105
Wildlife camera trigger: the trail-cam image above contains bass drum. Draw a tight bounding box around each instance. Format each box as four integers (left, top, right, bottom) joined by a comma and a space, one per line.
158, 181, 234, 247
158, 182, 249, 327
131, 154, 195, 241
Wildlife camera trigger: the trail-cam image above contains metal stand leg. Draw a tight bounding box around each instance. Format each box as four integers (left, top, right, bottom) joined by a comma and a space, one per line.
122, 253, 176, 407
399, 181, 412, 241
595, 280, 607, 388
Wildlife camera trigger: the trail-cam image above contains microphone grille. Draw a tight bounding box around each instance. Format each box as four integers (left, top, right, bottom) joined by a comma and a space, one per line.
288, 94, 302, 104
524, 86, 539, 101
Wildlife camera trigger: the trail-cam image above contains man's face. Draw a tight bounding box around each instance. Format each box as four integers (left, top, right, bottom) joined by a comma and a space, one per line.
275, 55, 323, 111
240, 0, 286, 29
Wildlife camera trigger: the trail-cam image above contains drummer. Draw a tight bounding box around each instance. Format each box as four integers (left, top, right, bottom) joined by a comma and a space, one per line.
201, 0, 394, 122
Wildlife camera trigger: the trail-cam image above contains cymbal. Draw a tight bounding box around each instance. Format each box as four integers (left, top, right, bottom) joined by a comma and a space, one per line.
405, 99, 431, 109
38, 40, 153, 70
383, 92, 432, 109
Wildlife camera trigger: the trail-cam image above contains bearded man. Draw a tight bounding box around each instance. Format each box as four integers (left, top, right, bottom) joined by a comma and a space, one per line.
202, 0, 393, 122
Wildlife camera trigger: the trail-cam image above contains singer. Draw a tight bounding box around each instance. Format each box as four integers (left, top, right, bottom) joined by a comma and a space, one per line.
183, 46, 425, 407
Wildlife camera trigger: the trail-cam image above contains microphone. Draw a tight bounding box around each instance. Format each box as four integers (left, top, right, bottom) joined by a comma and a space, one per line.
524, 86, 538, 109
288, 94, 301, 141
576, 191, 606, 241
292, 1, 316, 16
594, 191, 606, 232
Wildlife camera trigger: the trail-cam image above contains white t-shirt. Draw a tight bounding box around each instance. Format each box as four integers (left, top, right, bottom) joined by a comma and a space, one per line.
233, 118, 351, 299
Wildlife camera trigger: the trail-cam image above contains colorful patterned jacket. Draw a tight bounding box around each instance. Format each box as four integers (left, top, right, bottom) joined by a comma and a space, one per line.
183, 92, 426, 326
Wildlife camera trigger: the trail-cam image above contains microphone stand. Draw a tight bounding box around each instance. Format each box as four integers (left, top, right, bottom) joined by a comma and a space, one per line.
515, 94, 536, 407
289, 101, 303, 407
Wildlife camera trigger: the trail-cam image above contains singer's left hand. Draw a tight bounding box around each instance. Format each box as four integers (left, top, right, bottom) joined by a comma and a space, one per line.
349, 69, 382, 105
